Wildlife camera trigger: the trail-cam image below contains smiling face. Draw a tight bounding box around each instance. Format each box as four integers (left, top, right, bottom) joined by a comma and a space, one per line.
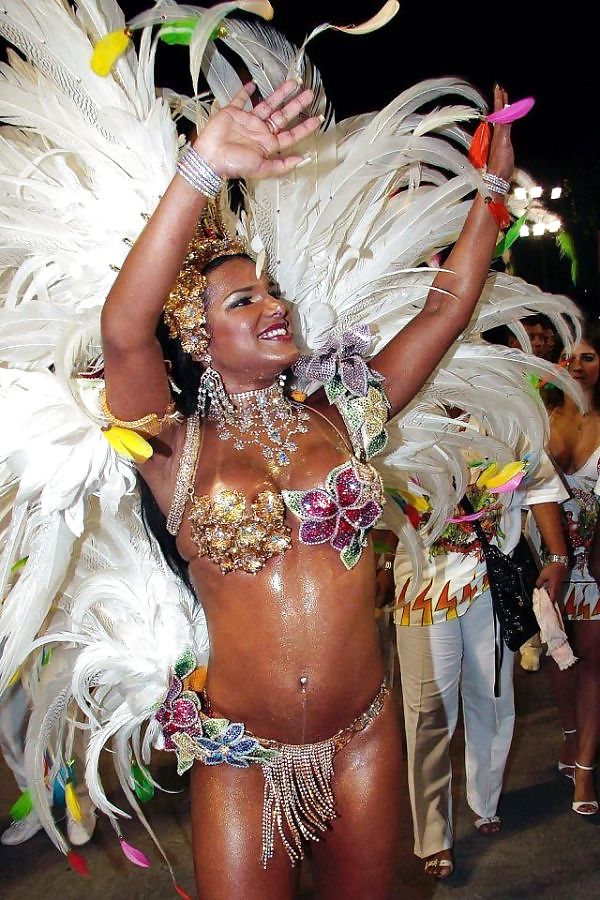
203, 256, 299, 392
561, 340, 600, 394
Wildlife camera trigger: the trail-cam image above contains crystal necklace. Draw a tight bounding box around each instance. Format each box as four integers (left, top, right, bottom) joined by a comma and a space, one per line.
209, 382, 310, 468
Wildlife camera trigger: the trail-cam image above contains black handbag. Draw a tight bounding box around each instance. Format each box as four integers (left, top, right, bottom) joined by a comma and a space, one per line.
461, 496, 540, 696
474, 527, 540, 652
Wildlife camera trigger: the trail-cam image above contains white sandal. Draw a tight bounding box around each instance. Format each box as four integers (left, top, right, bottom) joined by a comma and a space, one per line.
474, 815, 501, 833
572, 762, 599, 815
424, 855, 454, 879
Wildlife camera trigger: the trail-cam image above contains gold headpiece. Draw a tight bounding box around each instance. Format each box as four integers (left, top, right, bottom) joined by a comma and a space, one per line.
163, 204, 246, 359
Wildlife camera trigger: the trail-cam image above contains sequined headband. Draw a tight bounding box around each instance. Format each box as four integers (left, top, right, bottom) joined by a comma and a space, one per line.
163, 205, 246, 359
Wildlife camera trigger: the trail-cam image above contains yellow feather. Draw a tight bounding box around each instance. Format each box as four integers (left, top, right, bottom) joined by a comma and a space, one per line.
484, 461, 525, 489
184, 666, 208, 692
65, 782, 82, 822
90, 30, 132, 77
476, 462, 498, 488
398, 490, 430, 513
8, 669, 21, 688
103, 427, 153, 463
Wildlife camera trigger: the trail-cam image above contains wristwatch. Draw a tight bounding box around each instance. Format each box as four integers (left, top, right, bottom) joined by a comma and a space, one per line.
547, 554, 569, 566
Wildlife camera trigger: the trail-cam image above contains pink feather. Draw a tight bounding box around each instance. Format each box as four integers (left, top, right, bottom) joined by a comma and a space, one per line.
119, 838, 150, 868
447, 511, 484, 523
487, 98, 535, 124
489, 472, 526, 494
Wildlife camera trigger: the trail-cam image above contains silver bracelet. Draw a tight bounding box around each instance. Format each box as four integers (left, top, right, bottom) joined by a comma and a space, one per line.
482, 171, 511, 196
176, 146, 223, 200
547, 554, 570, 567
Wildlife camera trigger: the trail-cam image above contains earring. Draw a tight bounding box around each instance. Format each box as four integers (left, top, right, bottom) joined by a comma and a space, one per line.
197, 356, 235, 420
278, 372, 287, 388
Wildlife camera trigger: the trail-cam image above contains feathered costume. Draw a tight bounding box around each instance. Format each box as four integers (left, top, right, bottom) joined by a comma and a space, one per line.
0, 0, 582, 878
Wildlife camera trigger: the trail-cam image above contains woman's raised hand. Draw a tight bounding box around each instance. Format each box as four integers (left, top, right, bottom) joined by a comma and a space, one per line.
193, 80, 320, 181
487, 84, 514, 181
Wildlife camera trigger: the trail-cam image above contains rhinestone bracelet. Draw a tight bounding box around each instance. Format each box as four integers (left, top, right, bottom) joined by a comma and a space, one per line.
482, 171, 511, 196
177, 147, 223, 200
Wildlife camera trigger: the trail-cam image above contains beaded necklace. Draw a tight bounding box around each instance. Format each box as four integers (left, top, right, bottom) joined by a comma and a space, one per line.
209, 382, 310, 469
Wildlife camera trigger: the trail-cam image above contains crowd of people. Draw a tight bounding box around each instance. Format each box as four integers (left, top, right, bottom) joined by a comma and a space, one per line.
0, 3, 598, 898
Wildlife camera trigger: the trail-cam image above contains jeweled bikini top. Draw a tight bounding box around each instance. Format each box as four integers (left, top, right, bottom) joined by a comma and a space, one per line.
166, 408, 385, 573
166, 333, 389, 574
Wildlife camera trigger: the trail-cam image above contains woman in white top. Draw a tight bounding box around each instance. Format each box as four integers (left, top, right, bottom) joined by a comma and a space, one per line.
547, 325, 600, 815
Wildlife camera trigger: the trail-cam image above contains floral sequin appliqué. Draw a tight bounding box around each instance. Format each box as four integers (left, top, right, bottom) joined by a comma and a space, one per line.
282, 459, 384, 569
190, 489, 291, 574
155, 651, 280, 775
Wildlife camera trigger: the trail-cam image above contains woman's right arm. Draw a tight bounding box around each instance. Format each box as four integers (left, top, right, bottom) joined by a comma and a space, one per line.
101, 81, 319, 423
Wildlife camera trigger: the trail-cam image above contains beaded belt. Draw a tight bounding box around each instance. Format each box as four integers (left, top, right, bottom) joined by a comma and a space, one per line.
158, 676, 388, 867
199, 681, 389, 866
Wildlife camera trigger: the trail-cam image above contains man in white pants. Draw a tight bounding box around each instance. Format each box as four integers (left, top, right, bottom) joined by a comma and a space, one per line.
394, 450, 568, 879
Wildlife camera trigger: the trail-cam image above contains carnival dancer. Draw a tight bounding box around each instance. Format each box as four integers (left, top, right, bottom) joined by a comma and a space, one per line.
0, 2, 581, 893
99, 75, 514, 894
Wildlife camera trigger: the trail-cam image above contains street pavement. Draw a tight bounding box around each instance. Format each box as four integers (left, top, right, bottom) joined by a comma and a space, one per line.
1, 656, 598, 899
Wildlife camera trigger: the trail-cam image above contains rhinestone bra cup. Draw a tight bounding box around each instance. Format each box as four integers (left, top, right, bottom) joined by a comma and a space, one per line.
190, 458, 384, 574
171, 381, 387, 573
190, 489, 291, 574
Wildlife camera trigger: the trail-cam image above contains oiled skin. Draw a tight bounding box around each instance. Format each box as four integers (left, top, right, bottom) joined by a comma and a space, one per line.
142, 400, 404, 900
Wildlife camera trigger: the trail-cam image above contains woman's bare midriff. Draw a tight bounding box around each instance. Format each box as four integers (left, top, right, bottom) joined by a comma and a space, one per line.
189, 540, 383, 743
145, 403, 386, 745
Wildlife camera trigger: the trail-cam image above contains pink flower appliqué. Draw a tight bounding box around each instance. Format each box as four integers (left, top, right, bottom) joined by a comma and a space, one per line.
282, 459, 384, 569
155, 673, 201, 751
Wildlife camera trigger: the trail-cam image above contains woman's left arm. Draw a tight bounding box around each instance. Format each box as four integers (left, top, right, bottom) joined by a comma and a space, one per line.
372, 86, 514, 417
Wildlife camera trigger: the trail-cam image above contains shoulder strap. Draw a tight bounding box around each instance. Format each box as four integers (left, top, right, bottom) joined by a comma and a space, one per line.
306, 402, 354, 455
166, 413, 201, 536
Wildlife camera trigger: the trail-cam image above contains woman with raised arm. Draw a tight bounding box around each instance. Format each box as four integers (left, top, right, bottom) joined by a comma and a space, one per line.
100, 79, 513, 897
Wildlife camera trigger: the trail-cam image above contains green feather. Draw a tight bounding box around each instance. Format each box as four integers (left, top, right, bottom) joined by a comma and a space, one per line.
132, 763, 155, 803
159, 19, 197, 45
10, 556, 28, 575
9, 791, 32, 821
159, 20, 225, 47
556, 230, 579, 285
494, 214, 526, 258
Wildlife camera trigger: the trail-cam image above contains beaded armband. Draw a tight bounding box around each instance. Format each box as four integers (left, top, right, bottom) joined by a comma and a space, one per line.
292, 325, 390, 461
100, 389, 181, 437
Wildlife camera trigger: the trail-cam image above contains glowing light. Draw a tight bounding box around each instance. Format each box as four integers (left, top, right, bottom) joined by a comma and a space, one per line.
514, 187, 527, 200
530, 186, 543, 199
532, 222, 546, 236
550, 187, 562, 199
547, 219, 561, 233
519, 225, 530, 237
